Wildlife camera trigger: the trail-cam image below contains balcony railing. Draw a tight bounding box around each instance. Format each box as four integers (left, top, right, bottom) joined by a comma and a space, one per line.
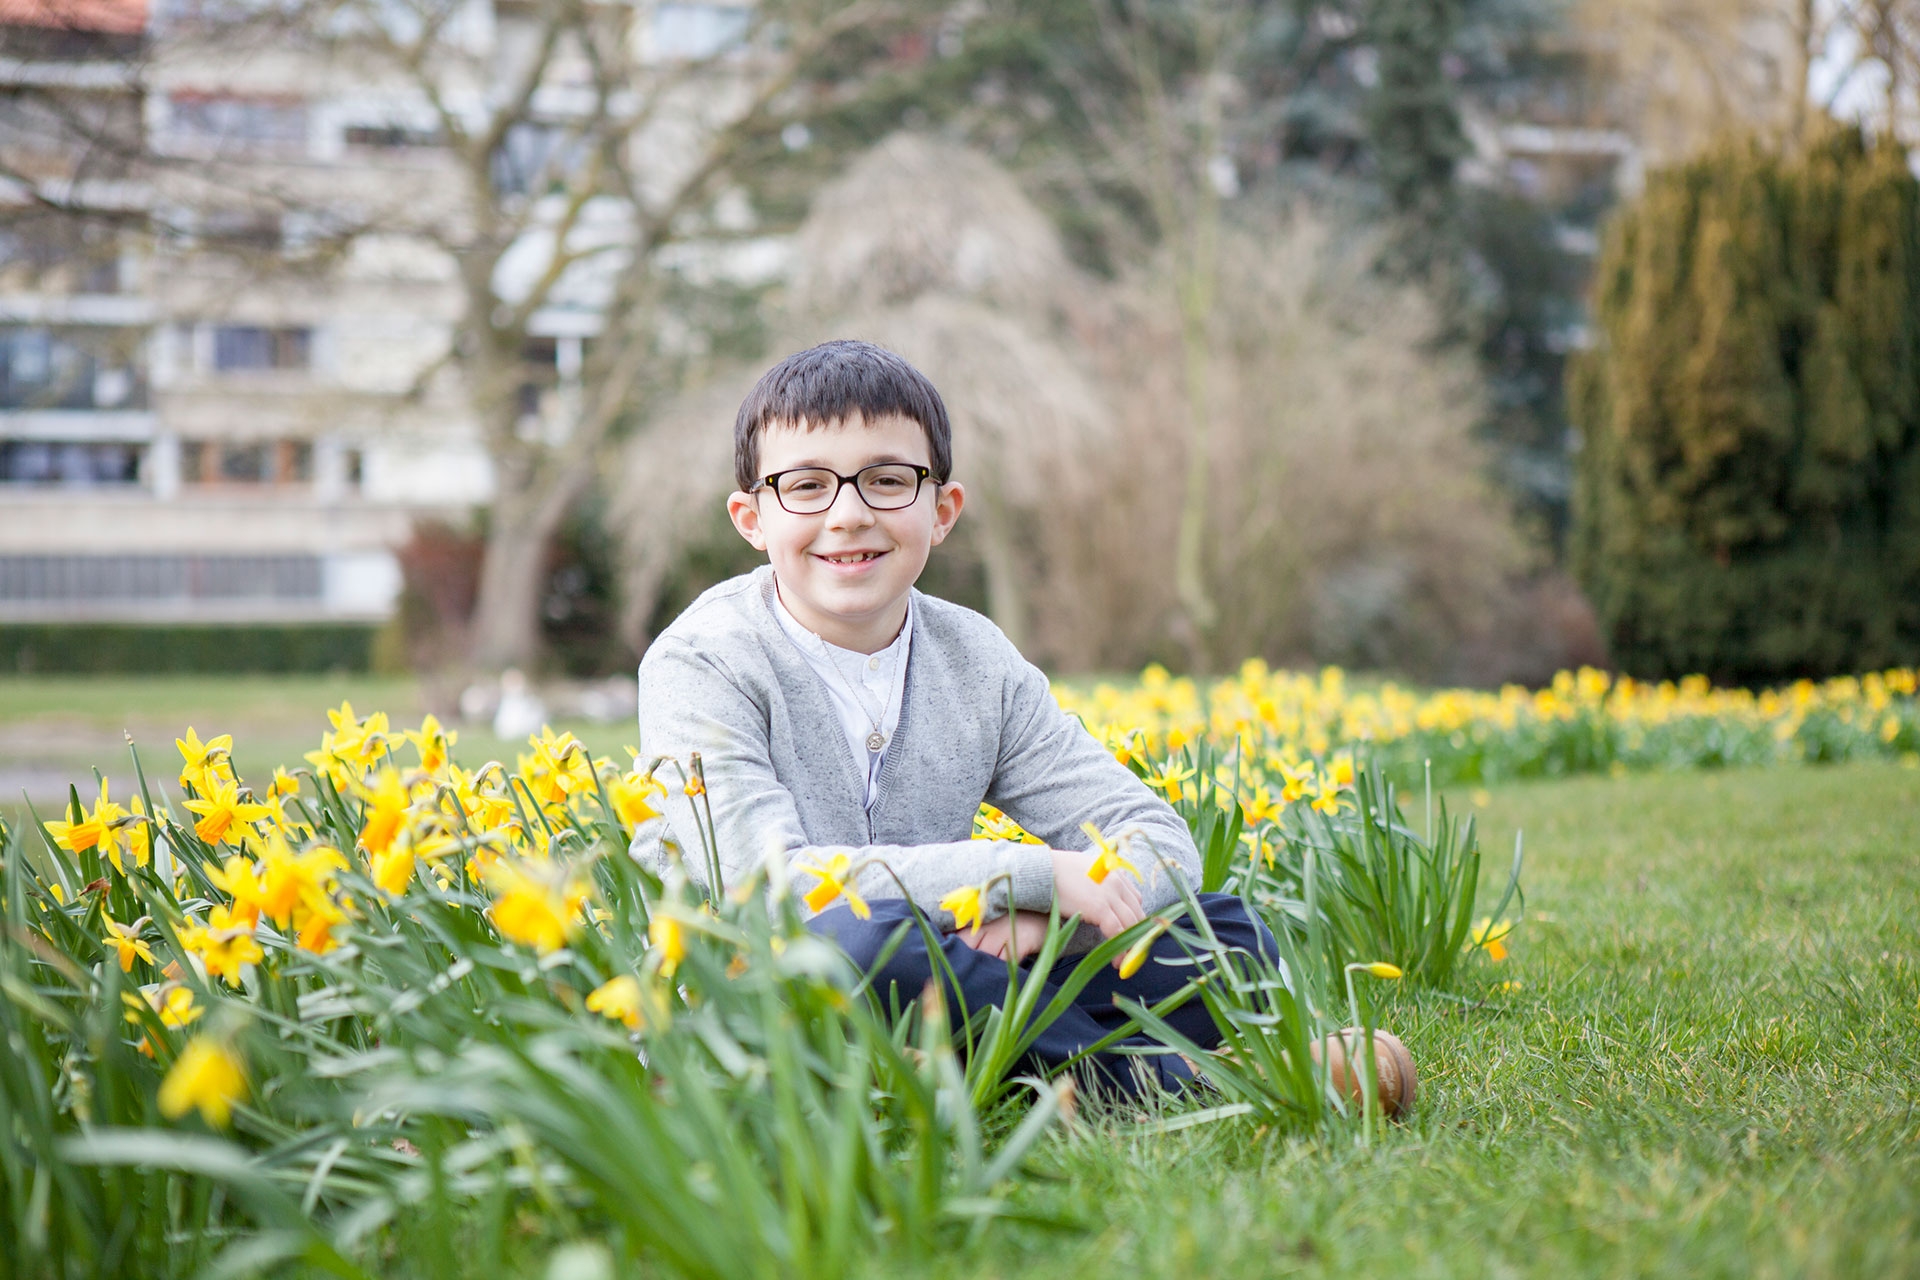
0, 554, 324, 603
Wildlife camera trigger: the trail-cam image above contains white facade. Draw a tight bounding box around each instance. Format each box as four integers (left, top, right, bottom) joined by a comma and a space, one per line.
0, 0, 493, 625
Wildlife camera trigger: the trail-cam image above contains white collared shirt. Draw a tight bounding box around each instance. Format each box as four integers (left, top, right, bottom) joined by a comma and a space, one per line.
771, 583, 912, 812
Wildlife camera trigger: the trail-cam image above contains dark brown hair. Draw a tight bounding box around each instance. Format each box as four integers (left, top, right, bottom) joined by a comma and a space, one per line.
733, 340, 953, 490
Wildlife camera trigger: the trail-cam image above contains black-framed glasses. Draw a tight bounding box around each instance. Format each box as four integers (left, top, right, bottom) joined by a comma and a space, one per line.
752, 463, 935, 515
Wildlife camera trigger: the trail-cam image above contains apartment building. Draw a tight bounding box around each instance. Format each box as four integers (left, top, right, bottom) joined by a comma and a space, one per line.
0, 0, 491, 632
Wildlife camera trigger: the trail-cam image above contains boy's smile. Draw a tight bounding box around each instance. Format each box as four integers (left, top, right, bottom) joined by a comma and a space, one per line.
728, 412, 965, 653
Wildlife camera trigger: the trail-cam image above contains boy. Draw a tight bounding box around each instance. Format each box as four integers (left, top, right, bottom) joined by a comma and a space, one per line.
633, 339, 1273, 1096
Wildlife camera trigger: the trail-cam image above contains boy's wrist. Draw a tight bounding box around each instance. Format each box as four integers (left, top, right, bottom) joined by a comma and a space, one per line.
1006, 844, 1057, 913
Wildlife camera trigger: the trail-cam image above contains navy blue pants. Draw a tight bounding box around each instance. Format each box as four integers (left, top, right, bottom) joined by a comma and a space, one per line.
808, 893, 1277, 1098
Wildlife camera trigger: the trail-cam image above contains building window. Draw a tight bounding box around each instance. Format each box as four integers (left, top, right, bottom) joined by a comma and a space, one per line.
0, 217, 124, 294
196, 208, 284, 253
0, 440, 145, 486
489, 123, 588, 197
287, 439, 314, 481
210, 325, 311, 372
181, 438, 317, 486
166, 93, 308, 153
219, 442, 267, 482
0, 327, 145, 410
343, 123, 441, 150
650, 4, 750, 60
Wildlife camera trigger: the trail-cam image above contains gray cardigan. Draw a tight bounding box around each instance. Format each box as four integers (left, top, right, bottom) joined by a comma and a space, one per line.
631, 566, 1201, 931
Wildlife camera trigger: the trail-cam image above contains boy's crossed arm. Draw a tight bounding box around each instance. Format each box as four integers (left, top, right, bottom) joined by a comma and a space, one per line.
634, 640, 1189, 941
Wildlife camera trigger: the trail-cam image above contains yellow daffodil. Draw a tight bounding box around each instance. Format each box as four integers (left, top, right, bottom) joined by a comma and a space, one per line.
356, 769, 411, 860
181, 774, 269, 845
1242, 784, 1282, 826
1140, 761, 1195, 801
1279, 760, 1315, 805
101, 915, 154, 972
178, 905, 264, 987
1470, 917, 1513, 962
296, 900, 348, 956
303, 738, 351, 791
1117, 918, 1173, 980
405, 714, 457, 774
1081, 821, 1140, 884
794, 852, 868, 918
124, 982, 202, 1054
1363, 961, 1404, 979
607, 770, 666, 829
44, 801, 104, 855
648, 912, 687, 976
587, 974, 645, 1030
1308, 781, 1346, 815
122, 794, 152, 872
304, 702, 392, 788
448, 764, 516, 833
205, 854, 266, 927
974, 804, 1044, 844
326, 701, 392, 767
46, 778, 130, 867
210, 829, 351, 954
518, 726, 595, 807
268, 766, 301, 799
370, 844, 416, 896
175, 728, 233, 793
1240, 828, 1277, 867
158, 1036, 246, 1127
486, 859, 582, 953
258, 831, 347, 927
940, 883, 987, 935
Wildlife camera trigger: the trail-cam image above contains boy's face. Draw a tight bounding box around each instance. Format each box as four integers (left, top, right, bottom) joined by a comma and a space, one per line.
727, 413, 965, 652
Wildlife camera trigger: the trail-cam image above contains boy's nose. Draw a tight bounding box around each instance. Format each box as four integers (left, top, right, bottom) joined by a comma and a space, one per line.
823, 478, 876, 528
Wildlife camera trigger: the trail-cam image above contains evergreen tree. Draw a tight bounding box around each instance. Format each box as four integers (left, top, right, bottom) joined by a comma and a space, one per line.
1365, 0, 1471, 273
1570, 126, 1920, 682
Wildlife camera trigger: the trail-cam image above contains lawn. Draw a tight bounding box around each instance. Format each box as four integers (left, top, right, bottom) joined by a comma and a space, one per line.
4, 675, 1915, 1278
917, 761, 1920, 1280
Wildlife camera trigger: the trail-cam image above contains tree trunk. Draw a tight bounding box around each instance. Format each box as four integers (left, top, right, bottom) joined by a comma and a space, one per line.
469, 494, 553, 672
469, 463, 590, 671
971, 479, 1030, 653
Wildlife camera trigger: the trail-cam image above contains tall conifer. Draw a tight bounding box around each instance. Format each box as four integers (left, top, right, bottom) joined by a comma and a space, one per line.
1570, 127, 1920, 682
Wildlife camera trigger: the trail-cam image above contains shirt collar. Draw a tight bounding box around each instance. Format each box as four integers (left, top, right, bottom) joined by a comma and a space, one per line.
769, 579, 912, 660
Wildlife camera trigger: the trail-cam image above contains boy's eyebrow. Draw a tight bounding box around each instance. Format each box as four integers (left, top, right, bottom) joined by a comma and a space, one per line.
775, 452, 928, 471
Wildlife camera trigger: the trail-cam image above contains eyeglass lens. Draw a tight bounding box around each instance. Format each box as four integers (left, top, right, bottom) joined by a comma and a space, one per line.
774, 465, 924, 514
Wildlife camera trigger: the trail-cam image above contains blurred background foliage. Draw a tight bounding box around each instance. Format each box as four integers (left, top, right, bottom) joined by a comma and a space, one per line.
568, 0, 1624, 685
13, 0, 1912, 685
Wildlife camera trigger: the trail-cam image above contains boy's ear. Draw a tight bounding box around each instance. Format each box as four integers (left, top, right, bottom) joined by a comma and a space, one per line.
726, 490, 769, 550
929, 479, 965, 546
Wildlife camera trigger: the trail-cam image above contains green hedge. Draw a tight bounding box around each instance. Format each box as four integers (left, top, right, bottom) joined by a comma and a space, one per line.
0, 624, 377, 674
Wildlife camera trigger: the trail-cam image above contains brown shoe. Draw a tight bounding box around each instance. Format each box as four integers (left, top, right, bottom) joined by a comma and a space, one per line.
1310, 1028, 1418, 1118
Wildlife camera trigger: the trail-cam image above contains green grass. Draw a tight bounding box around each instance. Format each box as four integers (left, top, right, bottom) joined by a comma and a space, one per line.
5, 675, 1916, 1276
905, 761, 1920, 1279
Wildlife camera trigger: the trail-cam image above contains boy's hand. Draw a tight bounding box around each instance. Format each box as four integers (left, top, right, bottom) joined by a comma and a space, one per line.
957, 910, 1051, 963
1049, 849, 1143, 940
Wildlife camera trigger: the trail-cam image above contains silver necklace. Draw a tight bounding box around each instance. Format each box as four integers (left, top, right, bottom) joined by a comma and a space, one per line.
813, 630, 900, 753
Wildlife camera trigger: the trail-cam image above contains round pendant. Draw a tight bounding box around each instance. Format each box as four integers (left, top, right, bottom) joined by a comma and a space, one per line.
866, 731, 886, 752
